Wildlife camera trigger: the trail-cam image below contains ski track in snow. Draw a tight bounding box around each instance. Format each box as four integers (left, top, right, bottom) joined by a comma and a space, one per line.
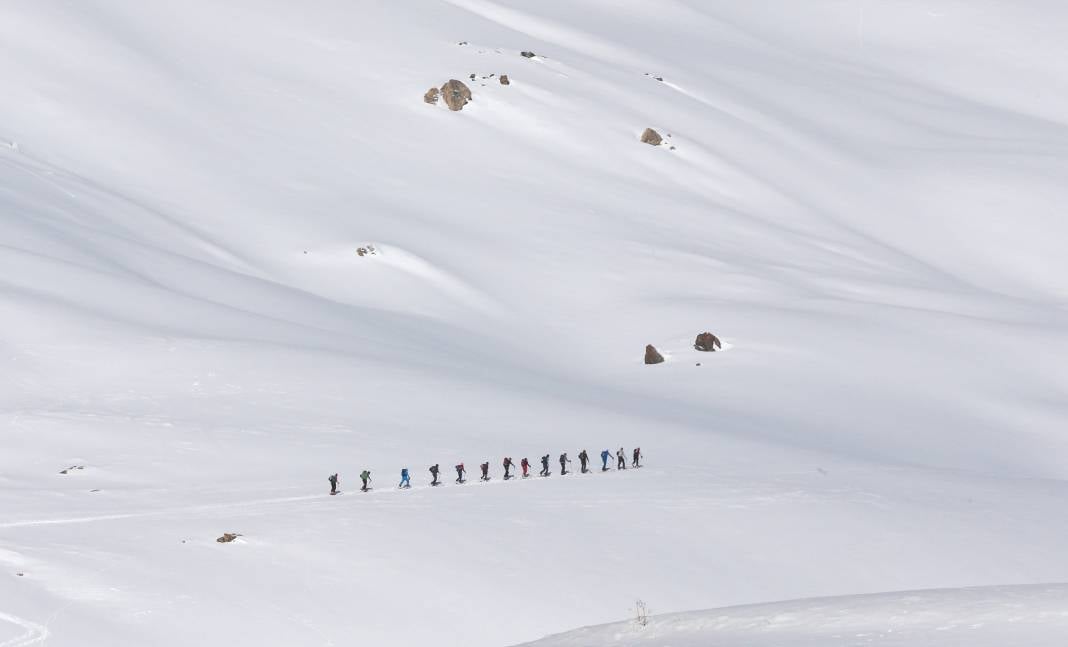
0, 470, 635, 529
0, 612, 49, 647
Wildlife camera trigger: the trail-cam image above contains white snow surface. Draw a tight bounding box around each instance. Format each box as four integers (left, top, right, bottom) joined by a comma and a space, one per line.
519, 584, 1068, 646
1, 1, 1067, 645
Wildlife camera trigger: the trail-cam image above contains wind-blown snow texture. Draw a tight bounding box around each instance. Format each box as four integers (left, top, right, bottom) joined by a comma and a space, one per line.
1, 1, 1066, 645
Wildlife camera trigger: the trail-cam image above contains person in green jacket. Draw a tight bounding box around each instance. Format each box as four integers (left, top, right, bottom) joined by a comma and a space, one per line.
360, 470, 372, 492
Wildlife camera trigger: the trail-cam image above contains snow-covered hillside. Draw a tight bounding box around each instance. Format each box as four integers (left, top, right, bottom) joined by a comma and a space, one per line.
519, 584, 1068, 647
1, 1, 1066, 645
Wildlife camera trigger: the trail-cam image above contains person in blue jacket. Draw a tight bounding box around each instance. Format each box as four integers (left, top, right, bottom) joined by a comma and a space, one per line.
600, 449, 611, 472
399, 468, 411, 489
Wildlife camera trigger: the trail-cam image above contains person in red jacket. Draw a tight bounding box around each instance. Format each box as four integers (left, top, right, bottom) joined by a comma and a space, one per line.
520, 457, 530, 478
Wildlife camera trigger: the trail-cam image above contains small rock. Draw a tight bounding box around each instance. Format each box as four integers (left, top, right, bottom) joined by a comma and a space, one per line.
655, 76, 664, 82
469, 73, 476, 80
640, 128, 663, 146
696, 363, 701, 367
520, 51, 536, 58
423, 87, 440, 105
499, 75, 510, 85
217, 533, 241, 543
669, 146, 676, 150
644, 345, 665, 365
458, 41, 468, 46
440, 79, 472, 111
694, 332, 722, 352
16, 572, 24, 577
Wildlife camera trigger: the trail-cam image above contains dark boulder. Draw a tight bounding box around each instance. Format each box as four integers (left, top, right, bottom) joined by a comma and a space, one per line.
640, 128, 663, 146
644, 345, 665, 364
694, 332, 722, 352
440, 79, 472, 111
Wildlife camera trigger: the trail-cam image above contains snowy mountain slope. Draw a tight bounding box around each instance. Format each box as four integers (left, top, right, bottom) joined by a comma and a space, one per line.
1, 1, 1067, 645
517, 584, 1068, 647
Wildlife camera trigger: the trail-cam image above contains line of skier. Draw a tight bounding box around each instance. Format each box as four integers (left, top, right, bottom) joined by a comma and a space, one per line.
328, 447, 642, 495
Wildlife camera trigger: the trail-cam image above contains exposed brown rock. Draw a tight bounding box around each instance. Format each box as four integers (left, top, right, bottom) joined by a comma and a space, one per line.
499, 75, 510, 85
216, 533, 241, 543
640, 128, 663, 146
423, 87, 440, 105
644, 345, 665, 365
694, 332, 722, 352
440, 79, 472, 111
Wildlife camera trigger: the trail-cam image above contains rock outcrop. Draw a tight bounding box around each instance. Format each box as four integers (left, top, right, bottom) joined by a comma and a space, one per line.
520, 51, 536, 58
694, 332, 722, 352
216, 533, 242, 543
640, 128, 663, 146
423, 87, 440, 105
644, 345, 665, 364
440, 79, 472, 111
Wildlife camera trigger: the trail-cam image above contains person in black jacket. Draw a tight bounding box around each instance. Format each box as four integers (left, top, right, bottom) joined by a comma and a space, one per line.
540, 454, 551, 477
